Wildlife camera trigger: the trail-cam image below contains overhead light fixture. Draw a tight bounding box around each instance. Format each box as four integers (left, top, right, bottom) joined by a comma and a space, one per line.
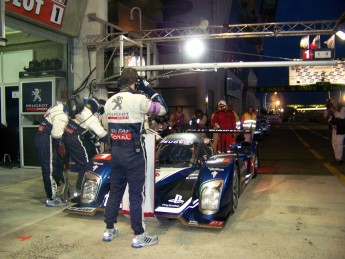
336, 27, 345, 40
184, 38, 205, 58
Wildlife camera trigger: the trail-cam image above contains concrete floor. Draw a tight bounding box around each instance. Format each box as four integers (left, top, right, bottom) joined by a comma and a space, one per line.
0, 167, 344, 259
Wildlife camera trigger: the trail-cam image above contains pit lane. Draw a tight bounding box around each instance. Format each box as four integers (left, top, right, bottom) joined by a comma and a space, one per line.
0, 122, 344, 259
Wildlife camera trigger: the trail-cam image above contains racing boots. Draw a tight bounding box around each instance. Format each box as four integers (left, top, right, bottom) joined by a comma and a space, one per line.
132, 233, 158, 248
45, 197, 67, 207
102, 228, 119, 242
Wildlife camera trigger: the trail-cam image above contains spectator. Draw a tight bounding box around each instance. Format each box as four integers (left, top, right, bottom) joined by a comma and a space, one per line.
328, 98, 345, 164
241, 105, 257, 142
211, 100, 237, 152
102, 68, 167, 247
191, 109, 208, 130
170, 106, 186, 132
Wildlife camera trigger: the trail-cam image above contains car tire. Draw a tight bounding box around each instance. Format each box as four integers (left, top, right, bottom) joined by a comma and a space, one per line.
231, 167, 240, 212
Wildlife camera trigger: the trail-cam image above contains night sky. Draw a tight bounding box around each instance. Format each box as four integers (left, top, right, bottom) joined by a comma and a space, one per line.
257, 0, 345, 105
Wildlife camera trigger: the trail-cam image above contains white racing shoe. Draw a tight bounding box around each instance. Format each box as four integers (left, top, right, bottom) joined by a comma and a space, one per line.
132, 233, 158, 248
102, 228, 119, 242
45, 197, 67, 207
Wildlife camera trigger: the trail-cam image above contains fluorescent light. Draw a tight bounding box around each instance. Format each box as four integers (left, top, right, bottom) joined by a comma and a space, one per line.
336, 30, 345, 40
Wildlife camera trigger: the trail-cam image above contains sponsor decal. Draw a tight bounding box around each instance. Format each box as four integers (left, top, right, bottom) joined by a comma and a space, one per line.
211, 171, 218, 178
6, 0, 66, 29
108, 115, 129, 120
209, 220, 224, 227
112, 96, 123, 110
93, 154, 111, 161
65, 127, 75, 134
110, 132, 132, 140
32, 88, 42, 102
168, 194, 184, 204
92, 165, 99, 171
161, 140, 194, 145
66, 207, 96, 213
93, 161, 105, 166
102, 192, 110, 207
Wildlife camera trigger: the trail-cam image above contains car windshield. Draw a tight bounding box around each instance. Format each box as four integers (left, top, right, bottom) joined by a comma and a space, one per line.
157, 144, 194, 167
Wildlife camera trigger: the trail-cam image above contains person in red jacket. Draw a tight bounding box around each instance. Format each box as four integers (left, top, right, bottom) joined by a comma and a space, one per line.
211, 100, 237, 153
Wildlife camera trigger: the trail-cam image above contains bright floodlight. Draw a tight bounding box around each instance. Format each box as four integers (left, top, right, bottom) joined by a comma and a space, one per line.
336, 30, 345, 40
185, 38, 205, 58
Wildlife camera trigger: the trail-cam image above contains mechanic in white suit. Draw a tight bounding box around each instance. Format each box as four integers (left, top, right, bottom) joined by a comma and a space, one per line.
328, 98, 345, 164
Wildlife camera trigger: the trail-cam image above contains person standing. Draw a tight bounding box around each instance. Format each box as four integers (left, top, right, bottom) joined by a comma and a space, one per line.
102, 68, 167, 248
211, 100, 237, 153
35, 96, 84, 206
241, 105, 257, 142
170, 106, 185, 132
328, 98, 345, 164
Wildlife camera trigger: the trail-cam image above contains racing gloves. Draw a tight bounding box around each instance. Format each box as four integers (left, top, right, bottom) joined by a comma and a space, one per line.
136, 77, 168, 113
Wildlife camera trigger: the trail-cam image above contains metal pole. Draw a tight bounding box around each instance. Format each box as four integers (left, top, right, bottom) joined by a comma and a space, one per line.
131, 60, 341, 71
130, 7, 143, 73
119, 35, 124, 72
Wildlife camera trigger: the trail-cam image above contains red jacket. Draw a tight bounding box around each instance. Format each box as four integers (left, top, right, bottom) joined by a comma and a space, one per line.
212, 110, 236, 129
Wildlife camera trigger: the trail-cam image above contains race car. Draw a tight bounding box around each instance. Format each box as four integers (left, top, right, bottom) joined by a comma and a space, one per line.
64, 132, 259, 229
155, 131, 259, 228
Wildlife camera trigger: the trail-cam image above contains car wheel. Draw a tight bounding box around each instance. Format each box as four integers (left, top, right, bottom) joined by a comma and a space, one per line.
231, 168, 240, 212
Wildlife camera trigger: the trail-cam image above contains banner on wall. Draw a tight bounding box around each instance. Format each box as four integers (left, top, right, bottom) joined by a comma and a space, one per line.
22, 81, 52, 113
5, 0, 67, 29
5, 0, 87, 37
289, 63, 345, 85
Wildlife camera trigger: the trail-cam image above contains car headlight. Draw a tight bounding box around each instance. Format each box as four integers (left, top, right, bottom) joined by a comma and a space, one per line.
81, 172, 101, 203
199, 179, 223, 215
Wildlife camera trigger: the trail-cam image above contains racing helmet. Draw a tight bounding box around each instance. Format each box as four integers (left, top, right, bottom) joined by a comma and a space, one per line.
218, 100, 227, 111
67, 95, 85, 119
86, 97, 105, 115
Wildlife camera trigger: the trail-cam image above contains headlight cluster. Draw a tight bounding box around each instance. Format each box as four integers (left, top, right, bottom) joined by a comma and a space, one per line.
81, 172, 101, 203
199, 179, 223, 215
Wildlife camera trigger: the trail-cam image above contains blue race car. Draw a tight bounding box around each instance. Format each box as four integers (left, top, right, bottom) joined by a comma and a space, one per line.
64, 132, 259, 229
154, 131, 258, 229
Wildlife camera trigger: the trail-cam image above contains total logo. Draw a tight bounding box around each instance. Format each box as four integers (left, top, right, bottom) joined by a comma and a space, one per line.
168, 194, 184, 204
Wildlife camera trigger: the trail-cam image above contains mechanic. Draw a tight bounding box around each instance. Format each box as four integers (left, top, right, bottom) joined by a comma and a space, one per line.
102, 67, 167, 248
35, 96, 83, 207
63, 96, 109, 194
328, 98, 345, 164
81, 97, 108, 159
241, 105, 257, 142
211, 100, 237, 153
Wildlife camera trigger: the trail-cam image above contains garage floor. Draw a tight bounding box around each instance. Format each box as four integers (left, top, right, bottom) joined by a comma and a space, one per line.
0, 167, 345, 259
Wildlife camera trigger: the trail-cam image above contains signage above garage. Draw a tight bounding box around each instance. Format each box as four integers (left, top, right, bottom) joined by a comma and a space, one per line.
5, 0, 87, 37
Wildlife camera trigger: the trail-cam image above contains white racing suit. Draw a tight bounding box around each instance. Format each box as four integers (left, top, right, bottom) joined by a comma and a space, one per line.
35, 102, 69, 200
103, 86, 167, 235
64, 107, 108, 190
